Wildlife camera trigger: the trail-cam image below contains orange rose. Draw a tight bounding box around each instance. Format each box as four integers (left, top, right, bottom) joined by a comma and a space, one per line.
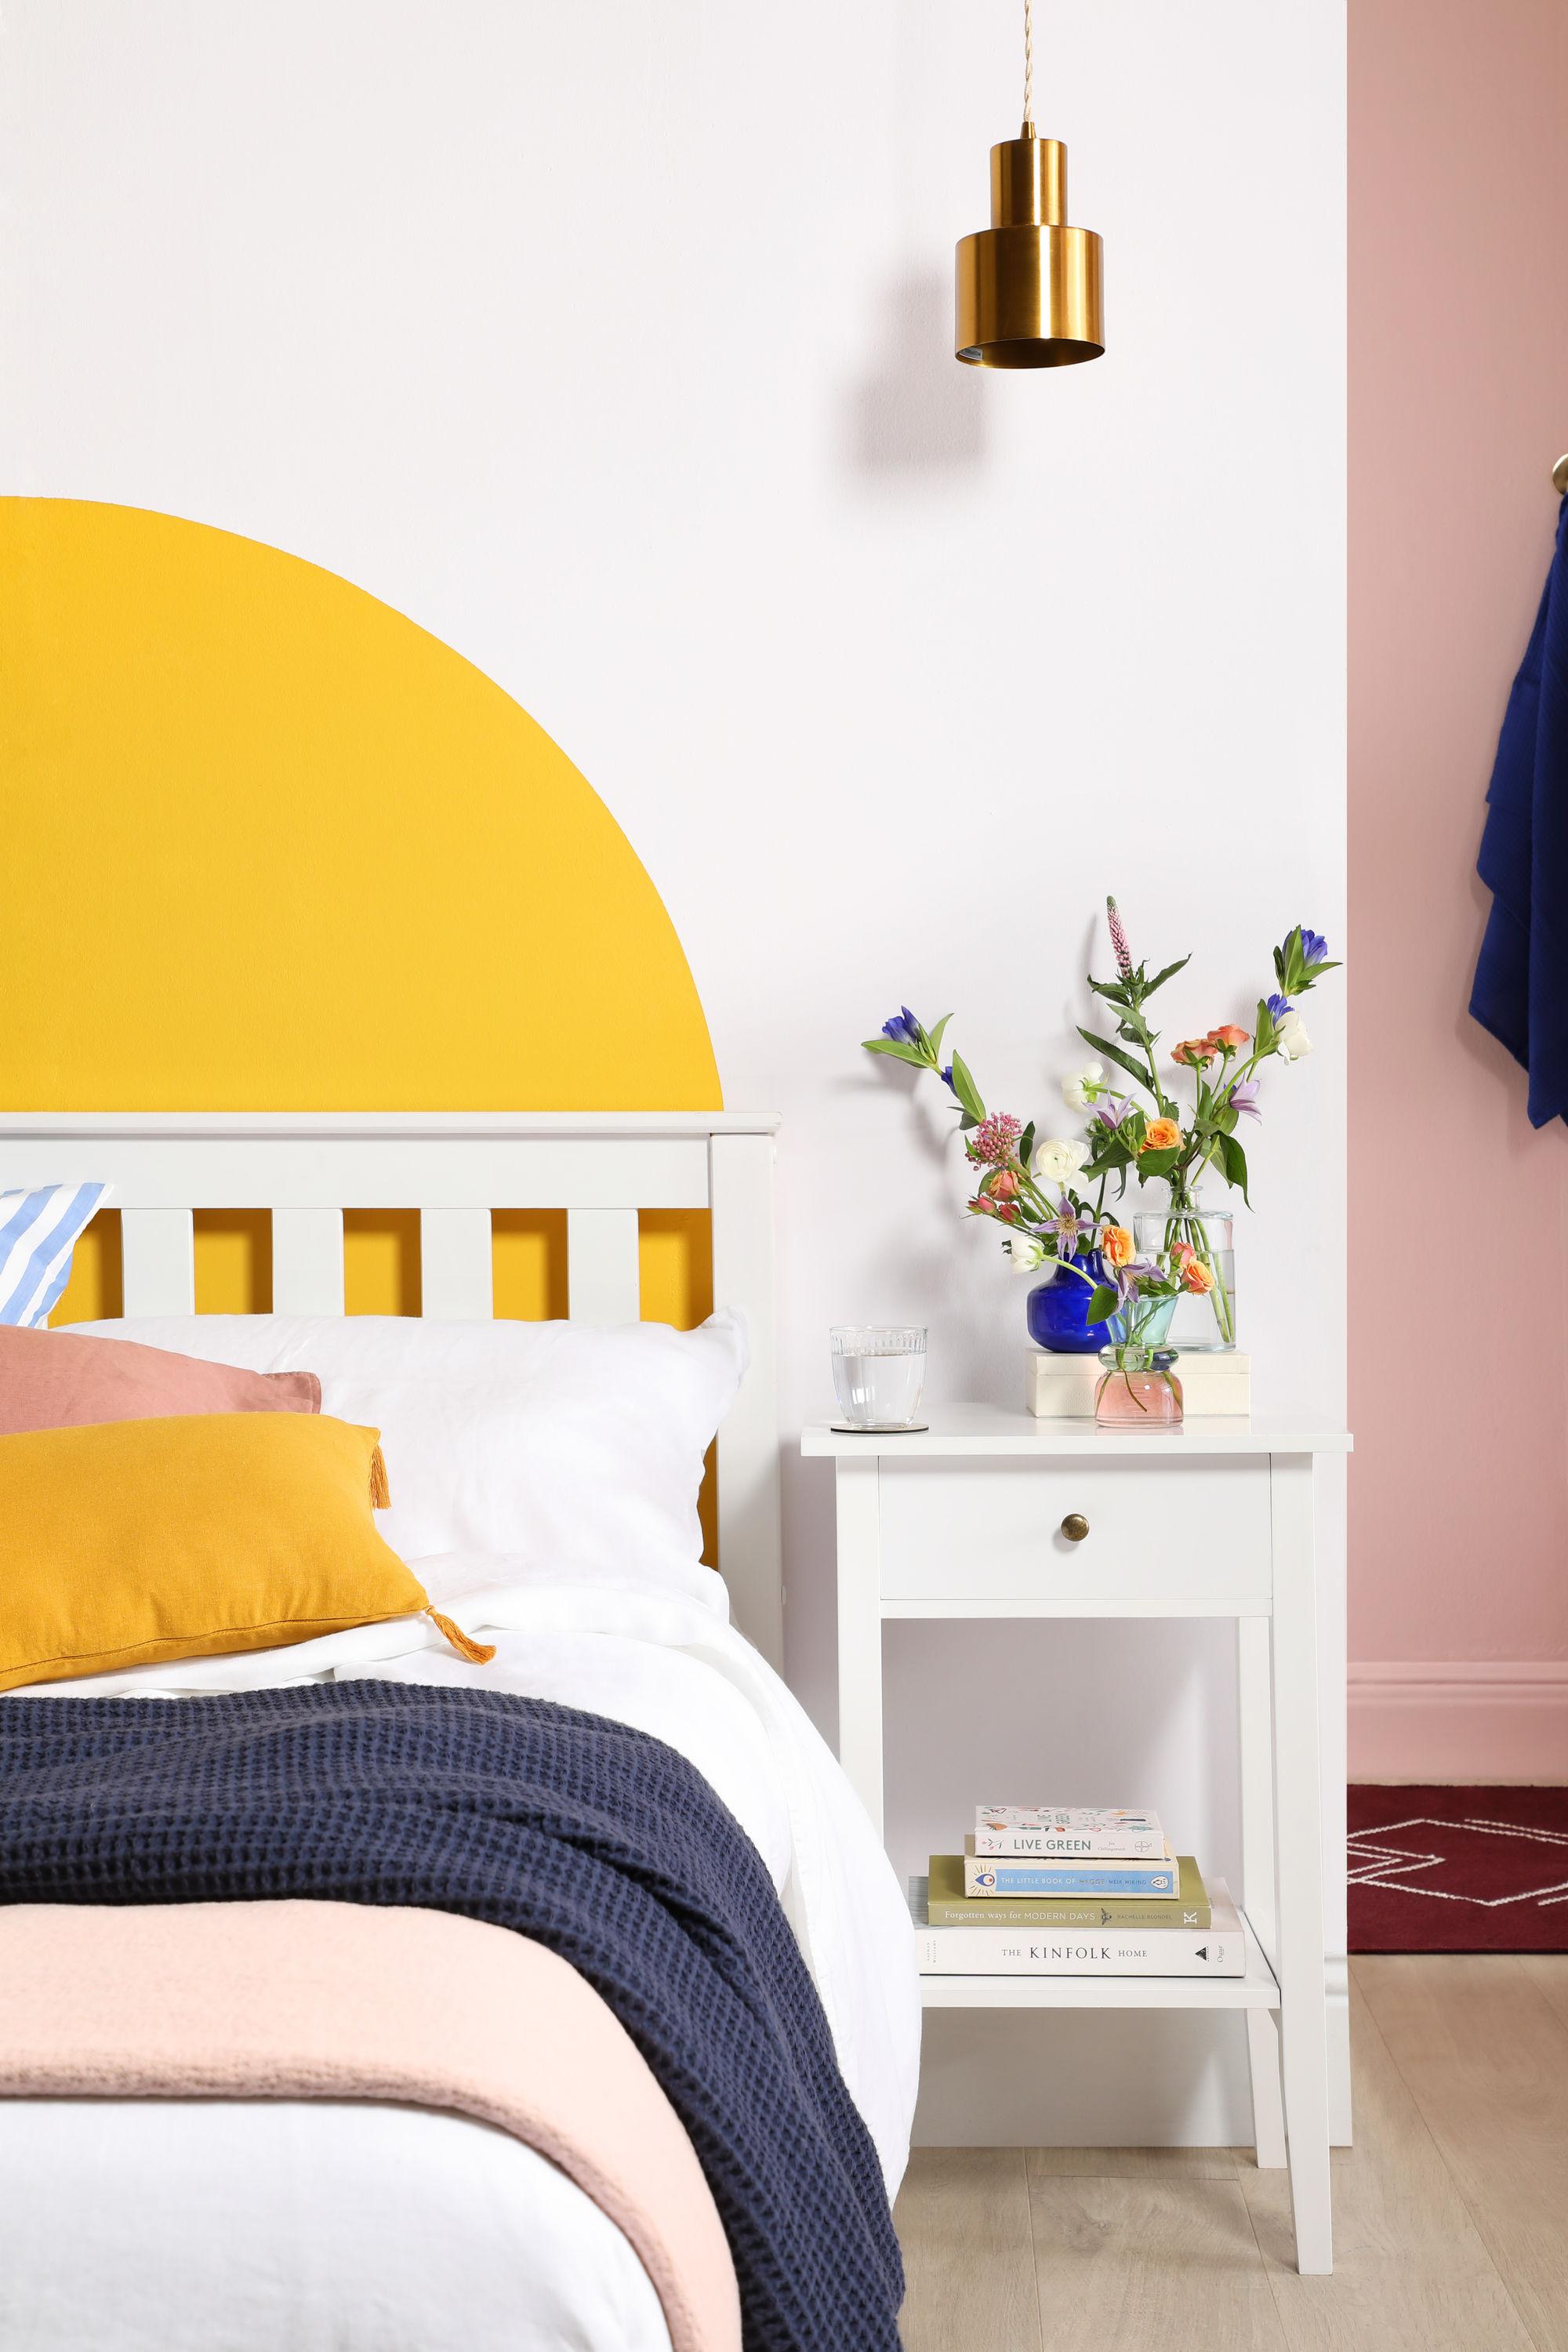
1140, 1116, 1182, 1153
1207, 1024, 1250, 1051
1181, 1256, 1216, 1294
1171, 1038, 1215, 1067
1101, 1224, 1134, 1268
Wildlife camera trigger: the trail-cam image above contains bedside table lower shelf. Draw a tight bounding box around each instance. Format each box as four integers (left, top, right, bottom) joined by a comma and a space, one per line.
918, 1908, 1280, 2010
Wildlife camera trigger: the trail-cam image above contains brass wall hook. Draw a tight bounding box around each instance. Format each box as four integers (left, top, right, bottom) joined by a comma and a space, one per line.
1552, 453, 1568, 495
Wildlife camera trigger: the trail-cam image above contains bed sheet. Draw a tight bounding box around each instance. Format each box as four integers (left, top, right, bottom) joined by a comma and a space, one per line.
0, 1556, 919, 2352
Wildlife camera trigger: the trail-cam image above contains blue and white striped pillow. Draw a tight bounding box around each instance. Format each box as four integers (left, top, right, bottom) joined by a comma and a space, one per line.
0, 1184, 111, 1327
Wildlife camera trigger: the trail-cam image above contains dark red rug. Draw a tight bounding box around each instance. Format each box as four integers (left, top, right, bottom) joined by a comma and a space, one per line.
1349, 1785, 1568, 1951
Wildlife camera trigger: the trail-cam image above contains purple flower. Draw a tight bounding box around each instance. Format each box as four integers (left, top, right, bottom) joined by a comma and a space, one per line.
1228, 1080, 1261, 1123
1105, 896, 1134, 982
1095, 1094, 1134, 1129
1298, 927, 1329, 967
881, 1007, 922, 1047
1051, 1194, 1093, 1253
1265, 992, 1293, 1022
939, 1065, 956, 1092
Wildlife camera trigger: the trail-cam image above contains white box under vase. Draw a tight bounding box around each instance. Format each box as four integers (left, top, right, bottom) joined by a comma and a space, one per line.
1025, 1348, 1252, 1419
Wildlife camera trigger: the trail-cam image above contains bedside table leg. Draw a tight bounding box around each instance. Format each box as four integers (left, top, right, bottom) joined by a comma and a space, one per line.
1271, 1455, 1332, 2274
1237, 1617, 1287, 2168
1244, 2013, 1287, 2171
834, 1458, 884, 1837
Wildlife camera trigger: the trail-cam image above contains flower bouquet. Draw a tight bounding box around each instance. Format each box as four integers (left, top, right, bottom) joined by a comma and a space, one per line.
862, 898, 1339, 1356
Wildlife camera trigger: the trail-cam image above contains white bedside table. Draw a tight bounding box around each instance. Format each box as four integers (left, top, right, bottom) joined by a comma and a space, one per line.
801, 1405, 1352, 2277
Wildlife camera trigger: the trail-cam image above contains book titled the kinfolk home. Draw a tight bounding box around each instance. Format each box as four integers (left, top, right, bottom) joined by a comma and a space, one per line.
926, 1853, 1211, 1930
909, 1878, 1245, 1976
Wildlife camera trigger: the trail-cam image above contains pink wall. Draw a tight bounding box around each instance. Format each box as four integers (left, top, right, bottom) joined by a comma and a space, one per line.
1350, 0, 1568, 1780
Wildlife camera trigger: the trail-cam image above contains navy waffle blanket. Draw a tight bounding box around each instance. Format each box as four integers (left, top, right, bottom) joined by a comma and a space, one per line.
0, 1680, 903, 2352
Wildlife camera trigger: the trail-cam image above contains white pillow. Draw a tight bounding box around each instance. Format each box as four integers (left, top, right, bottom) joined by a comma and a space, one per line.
74, 1312, 747, 1581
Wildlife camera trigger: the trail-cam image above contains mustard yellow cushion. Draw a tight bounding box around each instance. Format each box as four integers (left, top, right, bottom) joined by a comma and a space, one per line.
0, 1413, 430, 1693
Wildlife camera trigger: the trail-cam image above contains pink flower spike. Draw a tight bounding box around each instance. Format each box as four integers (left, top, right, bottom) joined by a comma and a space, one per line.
1106, 896, 1134, 982
970, 1112, 1024, 1167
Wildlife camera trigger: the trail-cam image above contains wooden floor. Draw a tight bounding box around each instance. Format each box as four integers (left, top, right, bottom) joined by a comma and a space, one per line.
896, 1955, 1568, 2352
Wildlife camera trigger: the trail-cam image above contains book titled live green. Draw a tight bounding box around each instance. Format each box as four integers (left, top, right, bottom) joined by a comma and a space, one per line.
925, 1852, 1210, 1929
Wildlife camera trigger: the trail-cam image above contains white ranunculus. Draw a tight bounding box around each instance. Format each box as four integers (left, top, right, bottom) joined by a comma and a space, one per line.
1034, 1136, 1090, 1185
1008, 1235, 1047, 1275
1276, 1009, 1313, 1062
1060, 1059, 1104, 1109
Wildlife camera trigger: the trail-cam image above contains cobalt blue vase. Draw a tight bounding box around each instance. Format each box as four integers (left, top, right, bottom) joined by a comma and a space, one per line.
1025, 1252, 1105, 1354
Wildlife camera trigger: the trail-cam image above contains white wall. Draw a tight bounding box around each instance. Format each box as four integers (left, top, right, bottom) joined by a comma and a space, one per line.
3, 0, 1346, 2143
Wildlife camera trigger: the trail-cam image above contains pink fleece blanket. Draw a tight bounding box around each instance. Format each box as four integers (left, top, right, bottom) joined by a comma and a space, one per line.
0, 1899, 739, 2352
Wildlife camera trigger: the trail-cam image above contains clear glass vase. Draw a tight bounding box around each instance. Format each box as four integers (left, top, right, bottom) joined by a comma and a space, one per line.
1134, 1206, 1236, 1353
1094, 1345, 1184, 1429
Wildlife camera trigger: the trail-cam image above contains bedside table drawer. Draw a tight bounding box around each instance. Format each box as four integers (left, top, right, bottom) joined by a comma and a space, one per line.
875, 1456, 1272, 1614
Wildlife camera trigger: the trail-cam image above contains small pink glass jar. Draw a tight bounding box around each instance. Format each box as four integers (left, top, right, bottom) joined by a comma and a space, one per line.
1094, 1346, 1183, 1430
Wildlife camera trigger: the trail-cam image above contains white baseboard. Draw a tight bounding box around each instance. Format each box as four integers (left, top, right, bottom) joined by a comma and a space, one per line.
1348, 1661, 1568, 1784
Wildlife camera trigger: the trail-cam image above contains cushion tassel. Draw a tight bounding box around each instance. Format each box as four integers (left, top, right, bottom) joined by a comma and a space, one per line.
426, 1608, 497, 1666
368, 1445, 391, 1509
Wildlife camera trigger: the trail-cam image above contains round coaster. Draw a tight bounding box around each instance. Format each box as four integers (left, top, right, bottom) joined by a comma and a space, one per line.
829, 1421, 930, 1435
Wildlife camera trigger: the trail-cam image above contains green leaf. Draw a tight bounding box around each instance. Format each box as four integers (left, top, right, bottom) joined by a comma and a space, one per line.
1087, 1283, 1120, 1326
1218, 1133, 1251, 1203
1252, 997, 1276, 1058
1143, 956, 1190, 996
862, 1036, 926, 1065
1076, 1026, 1155, 1094
1018, 1120, 1036, 1170
925, 1014, 953, 1062
949, 1051, 986, 1123
1087, 977, 1131, 1007
1135, 1145, 1181, 1180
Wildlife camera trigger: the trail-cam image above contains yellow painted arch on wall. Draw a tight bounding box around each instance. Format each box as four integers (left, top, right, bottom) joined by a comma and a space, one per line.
0, 497, 719, 1112
0, 499, 720, 1337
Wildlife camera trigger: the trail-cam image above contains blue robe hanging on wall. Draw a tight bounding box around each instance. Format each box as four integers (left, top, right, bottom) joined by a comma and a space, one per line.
1470, 497, 1568, 1127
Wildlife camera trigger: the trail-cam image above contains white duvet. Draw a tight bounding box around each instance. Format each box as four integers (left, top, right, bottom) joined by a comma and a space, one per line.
0, 1556, 920, 2352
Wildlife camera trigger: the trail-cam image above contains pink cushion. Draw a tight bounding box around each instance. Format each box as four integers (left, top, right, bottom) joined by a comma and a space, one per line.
0, 1324, 320, 1435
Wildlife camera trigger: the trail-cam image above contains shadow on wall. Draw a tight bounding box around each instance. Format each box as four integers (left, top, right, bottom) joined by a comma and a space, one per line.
846, 269, 989, 477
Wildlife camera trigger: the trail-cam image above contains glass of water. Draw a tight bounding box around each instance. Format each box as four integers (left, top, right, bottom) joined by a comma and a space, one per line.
829, 1327, 927, 1431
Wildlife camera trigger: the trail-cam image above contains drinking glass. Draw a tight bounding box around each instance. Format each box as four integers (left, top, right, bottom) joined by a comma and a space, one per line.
829, 1327, 927, 1430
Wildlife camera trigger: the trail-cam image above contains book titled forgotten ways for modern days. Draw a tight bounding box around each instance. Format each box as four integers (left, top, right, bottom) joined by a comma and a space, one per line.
909, 1878, 1245, 1976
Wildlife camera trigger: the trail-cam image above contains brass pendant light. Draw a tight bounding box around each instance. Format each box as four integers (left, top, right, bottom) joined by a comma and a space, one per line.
956, 0, 1104, 368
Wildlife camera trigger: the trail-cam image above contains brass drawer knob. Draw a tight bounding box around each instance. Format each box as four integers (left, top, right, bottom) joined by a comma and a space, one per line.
1061, 1512, 1090, 1543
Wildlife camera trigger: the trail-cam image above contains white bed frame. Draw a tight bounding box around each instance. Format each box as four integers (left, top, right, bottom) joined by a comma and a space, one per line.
0, 1112, 784, 1667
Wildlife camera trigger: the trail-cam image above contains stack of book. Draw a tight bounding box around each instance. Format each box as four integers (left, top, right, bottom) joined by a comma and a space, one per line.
912, 1806, 1244, 1977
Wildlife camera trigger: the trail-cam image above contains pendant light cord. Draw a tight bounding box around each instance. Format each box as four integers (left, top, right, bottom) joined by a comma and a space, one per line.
1022, 0, 1035, 134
